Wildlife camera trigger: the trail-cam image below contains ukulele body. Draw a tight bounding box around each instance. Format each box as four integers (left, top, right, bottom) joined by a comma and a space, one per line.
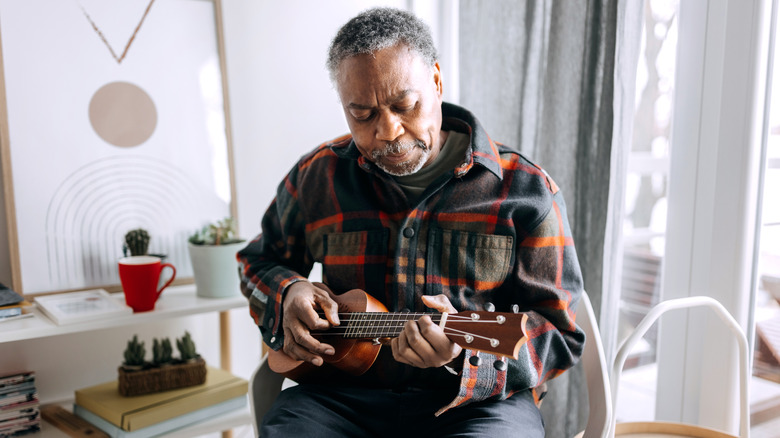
267, 287, 389, 382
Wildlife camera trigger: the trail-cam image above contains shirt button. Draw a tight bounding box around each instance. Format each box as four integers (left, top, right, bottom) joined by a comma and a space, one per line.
403, 227, 415, 238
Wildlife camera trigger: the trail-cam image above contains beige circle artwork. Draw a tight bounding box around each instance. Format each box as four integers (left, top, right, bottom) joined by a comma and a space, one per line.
89, 81, 157, 147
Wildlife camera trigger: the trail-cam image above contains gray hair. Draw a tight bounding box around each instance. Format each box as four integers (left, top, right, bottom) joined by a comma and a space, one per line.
326, 7, 438, 83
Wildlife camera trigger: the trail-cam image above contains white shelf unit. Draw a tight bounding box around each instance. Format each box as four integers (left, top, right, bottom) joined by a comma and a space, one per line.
0, 284, 253, 437
0, 285, 246, 343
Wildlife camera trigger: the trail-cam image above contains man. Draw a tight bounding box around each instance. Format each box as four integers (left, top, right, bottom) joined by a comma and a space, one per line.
238, 7, 585, 437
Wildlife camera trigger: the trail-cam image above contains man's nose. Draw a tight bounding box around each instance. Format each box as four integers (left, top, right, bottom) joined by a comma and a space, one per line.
376, 112, 404, 141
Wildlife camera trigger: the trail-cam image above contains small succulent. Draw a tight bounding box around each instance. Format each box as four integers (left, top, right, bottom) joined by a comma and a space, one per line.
176, 331, 199, 361
123, 335, 146, 367
188, 217, 243, 245
124, 228, 150, 256
152, 338, 173, 365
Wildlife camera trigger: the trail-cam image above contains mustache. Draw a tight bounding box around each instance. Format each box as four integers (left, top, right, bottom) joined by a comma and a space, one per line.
372, 140, 427, 160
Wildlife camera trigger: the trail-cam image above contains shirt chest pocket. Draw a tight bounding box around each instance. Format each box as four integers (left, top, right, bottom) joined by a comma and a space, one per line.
322, 229, 389, 294
426, 228, 514, 307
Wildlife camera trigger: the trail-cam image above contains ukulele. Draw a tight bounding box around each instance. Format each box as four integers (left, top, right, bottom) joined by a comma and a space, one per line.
268, 285, 528, 382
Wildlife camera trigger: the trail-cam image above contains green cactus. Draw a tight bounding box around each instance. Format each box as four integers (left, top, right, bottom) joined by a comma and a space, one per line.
123, 335, 146, 367
176, 331, 199, 361
152, 338, 173, 365
124, 228, 150, 256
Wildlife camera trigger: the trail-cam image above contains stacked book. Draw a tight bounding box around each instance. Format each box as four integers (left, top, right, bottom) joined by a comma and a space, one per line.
0, 284, 32, 323
73, 366, 248, 437
0, 371, 40, 436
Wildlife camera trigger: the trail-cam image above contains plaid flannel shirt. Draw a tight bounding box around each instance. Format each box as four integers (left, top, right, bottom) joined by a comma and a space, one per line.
238, 102, 585, 415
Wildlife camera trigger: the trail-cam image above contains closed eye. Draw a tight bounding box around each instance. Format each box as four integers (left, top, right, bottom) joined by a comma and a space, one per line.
350, 110, 375, 122
393, 101, 417, 113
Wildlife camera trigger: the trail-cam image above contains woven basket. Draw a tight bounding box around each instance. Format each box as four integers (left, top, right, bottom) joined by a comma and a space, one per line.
118, 357, 207, 396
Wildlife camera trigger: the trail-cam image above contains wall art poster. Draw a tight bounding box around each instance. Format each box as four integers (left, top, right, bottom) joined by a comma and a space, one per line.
0, 0, 233, 294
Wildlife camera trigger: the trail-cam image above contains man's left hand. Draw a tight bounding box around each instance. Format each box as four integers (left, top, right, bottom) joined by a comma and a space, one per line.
390, 295, 462, 368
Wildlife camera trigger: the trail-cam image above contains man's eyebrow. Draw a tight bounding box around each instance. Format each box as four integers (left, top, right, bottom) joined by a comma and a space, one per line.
347, 90, 415, 110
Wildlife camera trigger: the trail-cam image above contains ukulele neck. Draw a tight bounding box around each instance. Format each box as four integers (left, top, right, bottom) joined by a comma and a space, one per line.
320, 312, 445, 339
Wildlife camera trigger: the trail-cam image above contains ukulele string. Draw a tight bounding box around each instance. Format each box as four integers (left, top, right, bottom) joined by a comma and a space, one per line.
315, 312, 508, 323
313, 312, 504, 342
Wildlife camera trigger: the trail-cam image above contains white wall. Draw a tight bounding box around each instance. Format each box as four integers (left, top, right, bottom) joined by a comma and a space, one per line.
224, 0, 411, 237
0, 0, 405, 405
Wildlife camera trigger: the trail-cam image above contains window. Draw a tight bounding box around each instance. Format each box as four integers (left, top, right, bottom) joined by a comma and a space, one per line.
751, 6, 780, 431
615, 0, 678, 423
618, 1, 780, 435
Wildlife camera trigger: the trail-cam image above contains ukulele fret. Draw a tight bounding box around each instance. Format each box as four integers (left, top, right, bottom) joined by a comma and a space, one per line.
340, 312, 443, 339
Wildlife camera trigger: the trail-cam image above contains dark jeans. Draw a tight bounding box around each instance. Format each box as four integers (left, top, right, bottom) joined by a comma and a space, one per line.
260, 383, 544, 437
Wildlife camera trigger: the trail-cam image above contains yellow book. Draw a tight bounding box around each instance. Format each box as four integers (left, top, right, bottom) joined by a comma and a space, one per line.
0, 300, 31, 311
74, 366, 247, 431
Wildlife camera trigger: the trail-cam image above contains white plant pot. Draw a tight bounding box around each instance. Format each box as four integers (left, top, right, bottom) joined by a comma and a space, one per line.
187, 241, 246, 298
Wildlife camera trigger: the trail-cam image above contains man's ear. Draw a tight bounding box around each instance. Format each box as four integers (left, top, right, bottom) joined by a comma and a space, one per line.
433, 61, 444, 97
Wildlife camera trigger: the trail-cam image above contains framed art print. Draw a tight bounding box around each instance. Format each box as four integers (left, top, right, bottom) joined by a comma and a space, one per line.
0, 0, 236, 294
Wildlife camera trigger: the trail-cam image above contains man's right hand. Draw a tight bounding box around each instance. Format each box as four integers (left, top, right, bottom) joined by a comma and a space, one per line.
281, 281, 340, 366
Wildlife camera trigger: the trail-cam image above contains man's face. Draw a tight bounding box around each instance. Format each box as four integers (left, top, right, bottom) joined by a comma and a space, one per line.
335, 44, 444, 176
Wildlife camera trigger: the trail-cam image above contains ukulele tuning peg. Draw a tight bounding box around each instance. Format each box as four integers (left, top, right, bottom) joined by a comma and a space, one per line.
470, 313, 480, 321
484, 302, 495, 312
512, 304, 520, 314
469, 355, 482, 367
493, 359, 508, 371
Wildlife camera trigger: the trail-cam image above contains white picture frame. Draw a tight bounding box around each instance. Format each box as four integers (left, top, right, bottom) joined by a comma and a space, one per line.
0, 0, 236, 295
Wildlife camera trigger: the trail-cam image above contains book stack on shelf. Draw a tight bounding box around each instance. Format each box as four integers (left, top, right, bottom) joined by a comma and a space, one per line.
0, 371, 40, 436
0, 284, 32, 323
73, 366, 248, 438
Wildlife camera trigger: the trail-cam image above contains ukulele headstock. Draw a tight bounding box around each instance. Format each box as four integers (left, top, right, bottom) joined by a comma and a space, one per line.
443, 311, 528, 359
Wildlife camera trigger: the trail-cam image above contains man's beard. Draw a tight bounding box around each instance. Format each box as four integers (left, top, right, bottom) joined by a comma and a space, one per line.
371, 139, 430, 177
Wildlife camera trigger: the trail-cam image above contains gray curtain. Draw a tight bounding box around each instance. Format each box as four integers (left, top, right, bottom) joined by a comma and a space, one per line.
459, 1, 638, 436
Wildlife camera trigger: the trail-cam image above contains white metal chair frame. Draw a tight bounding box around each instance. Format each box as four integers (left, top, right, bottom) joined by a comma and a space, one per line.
609, 296, 750, 438
249, 293, 750, 438
576, 291, 613, 438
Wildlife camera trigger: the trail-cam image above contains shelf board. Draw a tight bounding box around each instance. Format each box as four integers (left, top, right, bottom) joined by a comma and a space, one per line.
0, 285, 247, 344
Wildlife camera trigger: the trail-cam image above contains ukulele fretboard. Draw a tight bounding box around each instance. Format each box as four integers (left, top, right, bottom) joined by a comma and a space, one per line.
318, 312, 443, 339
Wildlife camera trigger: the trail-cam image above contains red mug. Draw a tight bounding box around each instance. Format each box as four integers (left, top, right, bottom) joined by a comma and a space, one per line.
118, 256, 176, 312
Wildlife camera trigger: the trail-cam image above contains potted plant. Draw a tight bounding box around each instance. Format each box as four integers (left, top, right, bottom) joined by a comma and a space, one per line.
187, 217, 245, 298
152, 337, 174, 367
123, 228, 167, 260
118, 331, 207, 396
124, 228, 150, 256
